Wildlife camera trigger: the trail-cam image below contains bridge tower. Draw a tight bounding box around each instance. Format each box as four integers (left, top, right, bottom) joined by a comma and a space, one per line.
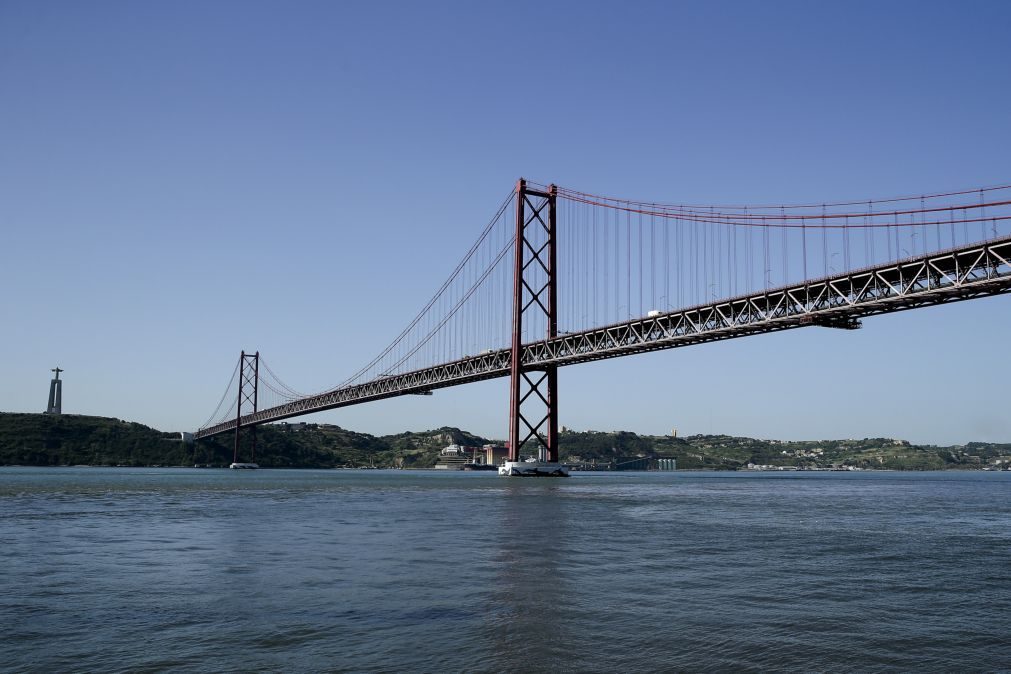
501, 180, 568, 476
232, 350, 259, 468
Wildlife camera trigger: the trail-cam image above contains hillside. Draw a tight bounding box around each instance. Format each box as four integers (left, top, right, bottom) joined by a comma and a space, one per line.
198, 423, 492, 469
0, 413, 492, 469
0, 412, 186, 466
1, 412, 1008, 470
569, 431, 1011, 471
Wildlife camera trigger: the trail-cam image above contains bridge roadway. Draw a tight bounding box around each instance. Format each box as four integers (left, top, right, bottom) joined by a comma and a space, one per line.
195, 235, 1011, 439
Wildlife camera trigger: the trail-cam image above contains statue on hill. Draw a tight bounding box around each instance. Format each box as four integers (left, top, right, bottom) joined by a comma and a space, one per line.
45, 367, 63, 415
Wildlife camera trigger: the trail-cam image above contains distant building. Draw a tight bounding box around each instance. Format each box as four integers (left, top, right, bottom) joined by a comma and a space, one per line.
440, 444, 465, 456
435, 444, 477, 470
484, 444, 509, 466
610, 457, 651, 471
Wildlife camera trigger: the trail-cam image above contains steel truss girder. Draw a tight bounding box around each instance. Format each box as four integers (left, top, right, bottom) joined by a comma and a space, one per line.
195, 236, 1011, 439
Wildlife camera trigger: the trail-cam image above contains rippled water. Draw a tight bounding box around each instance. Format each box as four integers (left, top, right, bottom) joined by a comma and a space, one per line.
1, 468, 1009, 672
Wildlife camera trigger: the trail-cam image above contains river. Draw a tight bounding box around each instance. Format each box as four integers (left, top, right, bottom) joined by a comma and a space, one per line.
1, 468, 1009, 672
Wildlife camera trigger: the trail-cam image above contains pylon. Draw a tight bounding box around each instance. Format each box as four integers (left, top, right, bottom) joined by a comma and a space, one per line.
503, 180, 567, 476
233, 350, 259, 467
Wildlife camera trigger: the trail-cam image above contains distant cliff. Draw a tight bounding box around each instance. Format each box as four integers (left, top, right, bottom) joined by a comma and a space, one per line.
1, 412, 1007, 470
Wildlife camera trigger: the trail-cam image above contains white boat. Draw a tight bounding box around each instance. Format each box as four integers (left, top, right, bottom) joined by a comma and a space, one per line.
229, 462, 259, 469
498, 460, 569, 477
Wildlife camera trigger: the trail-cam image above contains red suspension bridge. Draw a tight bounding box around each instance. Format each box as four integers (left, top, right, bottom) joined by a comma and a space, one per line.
194, 179, 1011, 473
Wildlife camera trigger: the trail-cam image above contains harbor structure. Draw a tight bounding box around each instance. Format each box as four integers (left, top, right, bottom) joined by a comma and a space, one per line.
434, 444, 473, 470
484, 444, 509, 466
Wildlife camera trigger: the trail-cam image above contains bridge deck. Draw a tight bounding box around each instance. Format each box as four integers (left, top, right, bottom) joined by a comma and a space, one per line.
195, 236, 1011, 438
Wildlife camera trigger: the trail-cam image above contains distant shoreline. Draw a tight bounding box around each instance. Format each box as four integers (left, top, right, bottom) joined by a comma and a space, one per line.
3, 464, 1008, 474
2, 412, 1009, 471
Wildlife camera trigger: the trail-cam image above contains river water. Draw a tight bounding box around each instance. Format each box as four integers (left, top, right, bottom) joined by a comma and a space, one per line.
1, 468, 1009, 672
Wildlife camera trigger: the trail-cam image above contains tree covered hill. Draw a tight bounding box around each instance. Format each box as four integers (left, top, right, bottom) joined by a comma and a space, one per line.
0, 412, 184, 466
1, 412, 1007, 470
0, 413, 491, 469
197, 423, 492, 469
560, 430, 1011, 470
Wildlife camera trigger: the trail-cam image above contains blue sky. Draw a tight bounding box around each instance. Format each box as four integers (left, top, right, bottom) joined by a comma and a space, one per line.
2, 0, 1009, 445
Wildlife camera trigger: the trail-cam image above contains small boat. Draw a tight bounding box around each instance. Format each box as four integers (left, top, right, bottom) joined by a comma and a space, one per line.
229, 462, 259, 469
499, 460, 569, 477
462, 463, 498, 471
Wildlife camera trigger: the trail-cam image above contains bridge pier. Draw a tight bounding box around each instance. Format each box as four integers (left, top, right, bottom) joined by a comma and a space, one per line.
503, 179, 568, 477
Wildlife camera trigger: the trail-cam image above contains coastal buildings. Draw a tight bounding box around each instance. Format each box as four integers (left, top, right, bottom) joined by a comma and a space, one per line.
434, 443, 508, 469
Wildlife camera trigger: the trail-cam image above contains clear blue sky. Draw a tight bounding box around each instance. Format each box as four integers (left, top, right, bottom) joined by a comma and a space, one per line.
2, 0, 1009, 445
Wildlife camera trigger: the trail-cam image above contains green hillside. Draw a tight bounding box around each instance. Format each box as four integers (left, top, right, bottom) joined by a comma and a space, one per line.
0, 412, 186, 466
1, 412, 1008, 470
199, 423, 492, 469
568, 430, 1011, 471
0, 413, 492, 469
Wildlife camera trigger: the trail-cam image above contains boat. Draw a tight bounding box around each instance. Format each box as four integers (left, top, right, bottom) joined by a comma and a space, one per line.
498, 450, 570, 477
462, 462, 498, 471
229, 462, 259, 469
498, 460, 569, 477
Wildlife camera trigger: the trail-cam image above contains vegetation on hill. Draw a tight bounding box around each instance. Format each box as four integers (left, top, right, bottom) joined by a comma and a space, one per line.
197, 423, 492, 469
560, 430, 1011, 471
0, 414, 493, 469
1, 412, 1008, 470
380, 426, 492, 467
0, 413, 185, 466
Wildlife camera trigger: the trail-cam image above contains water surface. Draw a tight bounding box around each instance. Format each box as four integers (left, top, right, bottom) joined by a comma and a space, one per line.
2, 468, 1009, 672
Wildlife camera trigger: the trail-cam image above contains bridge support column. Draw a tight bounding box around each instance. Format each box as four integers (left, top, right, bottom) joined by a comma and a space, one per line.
502, 180, 567, 477
232, 350, 259, 469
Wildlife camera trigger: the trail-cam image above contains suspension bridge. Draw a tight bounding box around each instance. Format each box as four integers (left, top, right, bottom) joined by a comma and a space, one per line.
194, 179, 1011, 475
